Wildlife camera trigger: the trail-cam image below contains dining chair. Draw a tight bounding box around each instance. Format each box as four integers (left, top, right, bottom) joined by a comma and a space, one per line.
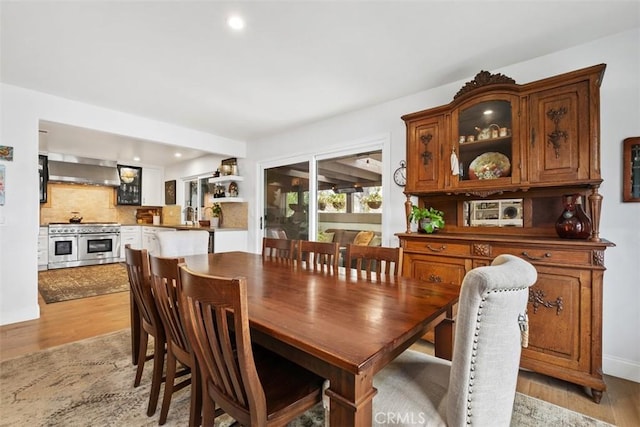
296, 240, 340, 272
156, 230, 210, 257
262, 237, 295, 261
148, 254, 201, 426
372, 254, 537, 426
124, 244, 165, 417
344, 243, 403, 278
178, 264, 326, 426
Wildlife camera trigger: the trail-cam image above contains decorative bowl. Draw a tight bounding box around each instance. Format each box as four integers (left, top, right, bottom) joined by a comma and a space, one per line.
469, 152, 511, 180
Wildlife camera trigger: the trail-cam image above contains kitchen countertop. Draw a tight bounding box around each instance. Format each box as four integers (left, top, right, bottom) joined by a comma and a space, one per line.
122, 223, 247, 232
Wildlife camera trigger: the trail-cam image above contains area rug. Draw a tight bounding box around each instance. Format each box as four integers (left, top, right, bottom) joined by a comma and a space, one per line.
0, 330, 613, 427
38, 263, 130, 303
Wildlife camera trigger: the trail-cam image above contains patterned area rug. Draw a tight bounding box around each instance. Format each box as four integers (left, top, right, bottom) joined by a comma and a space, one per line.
0, 330, 613, 427
38, 263, 130, 303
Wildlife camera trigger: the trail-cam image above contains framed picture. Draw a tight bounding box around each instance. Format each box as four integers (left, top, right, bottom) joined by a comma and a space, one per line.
623, 137, 640, 202
39, 155, 48, 203
0, 146, 14, 161
0, 164, 5, 205
116, 165, 142, 205
165, 180, 176, 205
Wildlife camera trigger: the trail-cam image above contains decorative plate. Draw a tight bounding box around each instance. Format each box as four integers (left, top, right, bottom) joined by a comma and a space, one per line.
468, 152, 511, 180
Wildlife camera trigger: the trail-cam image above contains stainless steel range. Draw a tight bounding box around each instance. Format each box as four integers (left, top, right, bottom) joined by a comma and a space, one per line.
48, 223, 121, 269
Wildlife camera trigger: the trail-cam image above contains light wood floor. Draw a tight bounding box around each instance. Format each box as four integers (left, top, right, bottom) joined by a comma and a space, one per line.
1, 292, 638, 426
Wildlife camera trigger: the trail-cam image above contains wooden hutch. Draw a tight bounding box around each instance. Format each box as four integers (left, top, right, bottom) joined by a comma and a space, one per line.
397, 64, 614, 403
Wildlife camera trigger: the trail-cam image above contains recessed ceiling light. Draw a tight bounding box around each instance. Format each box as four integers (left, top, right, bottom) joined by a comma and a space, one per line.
174, 152, 182, 158
227, 15, 245, 31
483, 109, 493, 115
133, 156, 141, 162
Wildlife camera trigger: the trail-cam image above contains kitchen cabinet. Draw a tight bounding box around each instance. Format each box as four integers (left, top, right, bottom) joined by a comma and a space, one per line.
119, 225, 142, 260
213, 230, 247, 253
37, 226, 48, 271
399, 64, 613, 403
142, 167, 163, 206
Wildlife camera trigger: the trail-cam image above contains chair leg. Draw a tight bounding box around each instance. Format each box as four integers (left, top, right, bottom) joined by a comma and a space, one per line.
147, 335, 165, 416
159, 349, 177, 425
202, 390, 215, 427
134, 331, 149, 387
189, 362, 203, 427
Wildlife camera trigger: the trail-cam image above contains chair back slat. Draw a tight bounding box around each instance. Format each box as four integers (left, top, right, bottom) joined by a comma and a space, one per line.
262, 237, 295, 261
345, 244, 403, 279
125, 245, 161, 330
297, 240, 340, 272
149, 255, 190, 352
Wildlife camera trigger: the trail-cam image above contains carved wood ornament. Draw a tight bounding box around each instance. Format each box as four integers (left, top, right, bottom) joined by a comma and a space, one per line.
454, 70, 516, 99
528, 289, 563, 315
546, 107, 568, 159
421, 134, 433, 165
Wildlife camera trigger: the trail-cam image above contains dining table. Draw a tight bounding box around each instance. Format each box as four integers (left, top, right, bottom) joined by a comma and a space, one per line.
183, 251, 460, 427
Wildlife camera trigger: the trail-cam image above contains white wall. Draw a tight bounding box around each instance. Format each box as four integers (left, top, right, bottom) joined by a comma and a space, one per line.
0, 85, 246, 325
245, 29, 640, 381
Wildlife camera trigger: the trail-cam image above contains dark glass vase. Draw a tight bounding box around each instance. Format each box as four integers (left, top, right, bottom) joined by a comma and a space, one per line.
555, 194, 592, 239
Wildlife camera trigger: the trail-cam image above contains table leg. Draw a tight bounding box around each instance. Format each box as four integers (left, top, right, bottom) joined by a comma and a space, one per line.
434, 306, 455, 360
324, 369, 377, 427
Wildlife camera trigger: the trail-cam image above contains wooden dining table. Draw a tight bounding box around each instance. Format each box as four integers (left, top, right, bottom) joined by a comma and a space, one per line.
183, 251, 459, 427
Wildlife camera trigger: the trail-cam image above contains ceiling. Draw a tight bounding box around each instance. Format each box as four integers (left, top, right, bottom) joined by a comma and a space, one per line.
2, 1, 639, 166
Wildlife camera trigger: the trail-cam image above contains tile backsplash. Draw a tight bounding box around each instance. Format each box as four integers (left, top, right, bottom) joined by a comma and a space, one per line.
40, 183, 157, 225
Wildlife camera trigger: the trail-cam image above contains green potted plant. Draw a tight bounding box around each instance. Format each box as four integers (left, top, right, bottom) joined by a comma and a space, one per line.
361, 189, 382, 209
408, 205, 445, 233
328, 193, 346, 210
203, 203, 223, 227
317, 193, 329, 211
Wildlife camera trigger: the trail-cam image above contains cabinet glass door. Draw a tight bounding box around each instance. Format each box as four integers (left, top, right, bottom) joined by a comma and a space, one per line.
457, 100, 513, 182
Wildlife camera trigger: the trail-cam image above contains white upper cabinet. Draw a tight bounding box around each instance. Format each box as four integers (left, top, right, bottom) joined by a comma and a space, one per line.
142, 167, 163, 206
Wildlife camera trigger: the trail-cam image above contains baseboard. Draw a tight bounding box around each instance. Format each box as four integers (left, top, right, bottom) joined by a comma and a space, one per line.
0, 303, 40, 326
603, 354, 640, 383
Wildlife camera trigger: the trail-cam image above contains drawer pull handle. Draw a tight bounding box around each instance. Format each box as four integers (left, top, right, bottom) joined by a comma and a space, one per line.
428, 274, 442, 283
426, 244, 447, 252
521, 251, 551, 261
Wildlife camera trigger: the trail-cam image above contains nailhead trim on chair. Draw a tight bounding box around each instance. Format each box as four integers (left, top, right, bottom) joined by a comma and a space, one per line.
465, 287, 528, 425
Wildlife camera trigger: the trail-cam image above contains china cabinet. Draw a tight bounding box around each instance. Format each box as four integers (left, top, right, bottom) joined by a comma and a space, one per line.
398, 64, 613, 402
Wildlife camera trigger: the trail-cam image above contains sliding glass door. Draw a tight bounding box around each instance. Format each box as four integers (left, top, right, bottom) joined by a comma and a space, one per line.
263, 162, 310, 241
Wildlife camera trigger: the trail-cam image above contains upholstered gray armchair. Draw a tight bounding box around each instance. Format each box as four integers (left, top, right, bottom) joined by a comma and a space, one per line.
373, 254, 537, 426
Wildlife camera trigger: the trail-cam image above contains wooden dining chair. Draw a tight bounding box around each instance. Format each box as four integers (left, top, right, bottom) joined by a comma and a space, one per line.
148, 254, 201, 426
262, 237, 295, 261
297, 240, 340, 272
124, 244, 165, 417
178, 264, 326, 426
345, 243, 403, 279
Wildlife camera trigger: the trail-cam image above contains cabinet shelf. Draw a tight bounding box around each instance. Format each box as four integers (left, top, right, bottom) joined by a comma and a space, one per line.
208, 175, 244, 184
212, 197, 243, 203
458, 135, 511, 147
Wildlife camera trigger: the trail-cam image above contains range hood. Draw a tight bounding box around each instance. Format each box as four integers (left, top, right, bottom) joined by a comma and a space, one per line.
46, 153, 121, 187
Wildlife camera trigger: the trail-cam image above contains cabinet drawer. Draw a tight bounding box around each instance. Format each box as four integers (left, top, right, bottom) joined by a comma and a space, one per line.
405, 253, 467, 286
491, 245, 591, 266
403, 240, 470, 256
